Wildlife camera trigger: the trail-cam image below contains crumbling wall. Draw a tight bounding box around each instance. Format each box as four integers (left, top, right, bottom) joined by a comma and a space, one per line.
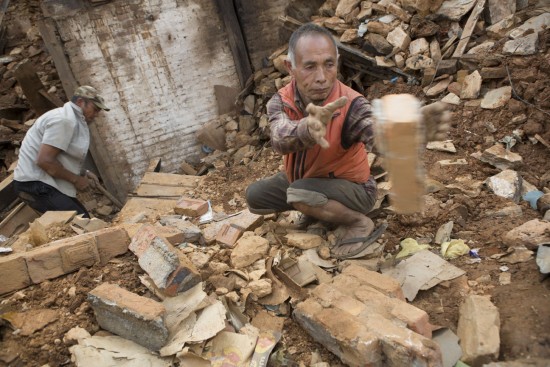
236, 0, 324, 71
42, 0, 240, 199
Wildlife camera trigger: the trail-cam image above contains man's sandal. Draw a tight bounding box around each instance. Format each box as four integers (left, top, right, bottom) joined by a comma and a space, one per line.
331, 222, 388, 260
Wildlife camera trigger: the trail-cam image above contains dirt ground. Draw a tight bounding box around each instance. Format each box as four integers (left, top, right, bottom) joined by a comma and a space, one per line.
1, 1, 550, 367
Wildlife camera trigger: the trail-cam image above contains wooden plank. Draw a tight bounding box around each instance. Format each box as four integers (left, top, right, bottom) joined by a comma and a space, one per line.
452, 0, 487, 58
37, 19, 78, 97
0, 203, 39, 238
0, 173, 16, 212
139, 172, 203, 188
135, 184, 190, 198
117, 197, 178, 223
13, 61, 58, 116
214, 0, 252, 89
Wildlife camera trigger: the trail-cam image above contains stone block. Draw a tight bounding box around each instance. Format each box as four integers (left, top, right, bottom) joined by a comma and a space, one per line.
88, 283, 168, 351
457, 295, 500, 366
409, 37, 429, 55
485, 169, 522, 203
174, 197, 208, 217
24, 235, 100, 284
0, 254, 31, 295
230, 235, 269, 268
486, 0, 515, 25
503, 33, 538, 56
461, 70, 482, 99
479, 143, 522, 170
335, 0, 361, 17
35, 210, 77, 227
387, 27, 411, 50
509, 13, 550, 39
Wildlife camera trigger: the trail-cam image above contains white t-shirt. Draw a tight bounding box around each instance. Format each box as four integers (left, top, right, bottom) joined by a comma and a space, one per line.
14, 102, 90, 197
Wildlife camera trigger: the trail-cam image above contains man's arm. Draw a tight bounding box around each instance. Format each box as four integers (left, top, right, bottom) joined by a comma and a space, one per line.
36, 144, 89, 190
268, 93, 317, 154
341, 97, 376, 152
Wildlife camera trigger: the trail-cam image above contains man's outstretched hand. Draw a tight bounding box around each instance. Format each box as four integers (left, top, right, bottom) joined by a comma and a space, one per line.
421, 101, 451, 141
305, 96, 348, 148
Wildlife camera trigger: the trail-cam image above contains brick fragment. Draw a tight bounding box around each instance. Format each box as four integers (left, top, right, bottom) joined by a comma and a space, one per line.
93, 226, 130, 264
129, 225, 201, 296
215, 223, 243, 248
88, 283, 168, 351
174, 197, 208, 217
0, 254, 31, 295
457, 295, 500, 366
341, 264, 405, 300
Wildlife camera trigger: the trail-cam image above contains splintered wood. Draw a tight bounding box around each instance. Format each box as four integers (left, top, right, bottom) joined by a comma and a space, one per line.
373, 94, 424, 214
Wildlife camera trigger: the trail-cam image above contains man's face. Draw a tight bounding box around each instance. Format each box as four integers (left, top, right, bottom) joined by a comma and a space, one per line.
80, 99, 101, 124
286, 34, 338, 106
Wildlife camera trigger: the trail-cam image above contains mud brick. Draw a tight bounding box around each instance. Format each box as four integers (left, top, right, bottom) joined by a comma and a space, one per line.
93, 226, 130, 264
215, 223, 243, 248
341, 264, 405, 300
36, 210, 77, 227
88, 283, 168, 351
0, 254, 31, 295
129, 225, 201, 296
174, 197, 208, 217
24, 235, 100, 284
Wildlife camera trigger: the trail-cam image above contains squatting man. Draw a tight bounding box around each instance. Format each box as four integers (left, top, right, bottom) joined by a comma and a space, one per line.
245, 23, 449, 259
14, 86, 110, 218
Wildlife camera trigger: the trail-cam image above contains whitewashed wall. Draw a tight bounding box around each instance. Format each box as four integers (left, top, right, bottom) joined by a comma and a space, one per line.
45, 0, 240, 198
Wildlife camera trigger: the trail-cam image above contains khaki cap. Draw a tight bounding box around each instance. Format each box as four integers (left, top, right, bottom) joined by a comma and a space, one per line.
73, 86, 110, 111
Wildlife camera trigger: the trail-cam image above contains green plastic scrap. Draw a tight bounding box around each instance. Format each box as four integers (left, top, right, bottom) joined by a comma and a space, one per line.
396, 238, 431, 259
441, 239, 470, 259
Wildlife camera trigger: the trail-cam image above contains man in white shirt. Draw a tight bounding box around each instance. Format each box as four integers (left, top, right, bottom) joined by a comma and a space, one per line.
14, 86, 110, 217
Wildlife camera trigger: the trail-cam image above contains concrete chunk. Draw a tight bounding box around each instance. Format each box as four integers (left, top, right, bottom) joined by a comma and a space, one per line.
485, 169, 522, 203
88, 283, 169, 351
457, 295, 500, 366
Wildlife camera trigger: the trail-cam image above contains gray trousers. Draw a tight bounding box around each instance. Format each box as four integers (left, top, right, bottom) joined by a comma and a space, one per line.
245, 172, 377, 215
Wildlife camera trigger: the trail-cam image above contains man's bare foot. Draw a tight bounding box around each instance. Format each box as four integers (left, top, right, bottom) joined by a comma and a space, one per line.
331, 216, 375, 258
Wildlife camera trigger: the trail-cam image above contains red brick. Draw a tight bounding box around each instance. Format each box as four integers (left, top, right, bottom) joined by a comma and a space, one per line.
215, 223, 243, 248
88, 283, 168, 351
173, 197, 208, 217
0, 254, 31, 295
342, 264, 405, 300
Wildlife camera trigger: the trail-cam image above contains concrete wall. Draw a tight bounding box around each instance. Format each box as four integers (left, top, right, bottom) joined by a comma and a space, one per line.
43, 0, 240, 198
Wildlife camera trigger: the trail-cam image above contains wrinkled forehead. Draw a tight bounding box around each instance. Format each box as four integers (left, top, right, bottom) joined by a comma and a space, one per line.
295, 34, 338, 62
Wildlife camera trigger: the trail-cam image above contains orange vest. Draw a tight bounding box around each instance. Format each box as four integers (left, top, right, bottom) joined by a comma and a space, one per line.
278, 81, 371, 183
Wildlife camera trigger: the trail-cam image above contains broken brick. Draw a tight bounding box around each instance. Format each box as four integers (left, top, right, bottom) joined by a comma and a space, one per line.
173, 197, 208, 217
88, 283, 168, 351
0, 254, 31, 295
215, 223, 243, 248
341, 264, 406, 300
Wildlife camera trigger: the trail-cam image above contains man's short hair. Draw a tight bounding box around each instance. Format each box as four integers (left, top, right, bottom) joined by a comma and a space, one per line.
287, 23, 338, 68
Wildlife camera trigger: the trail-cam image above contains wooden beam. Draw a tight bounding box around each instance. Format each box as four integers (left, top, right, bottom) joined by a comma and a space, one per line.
0, 173, 16, 212
37, 19, 78, 97
452, 0, 486, 58
214, 0, 252, 89
13, 61, 58, 116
